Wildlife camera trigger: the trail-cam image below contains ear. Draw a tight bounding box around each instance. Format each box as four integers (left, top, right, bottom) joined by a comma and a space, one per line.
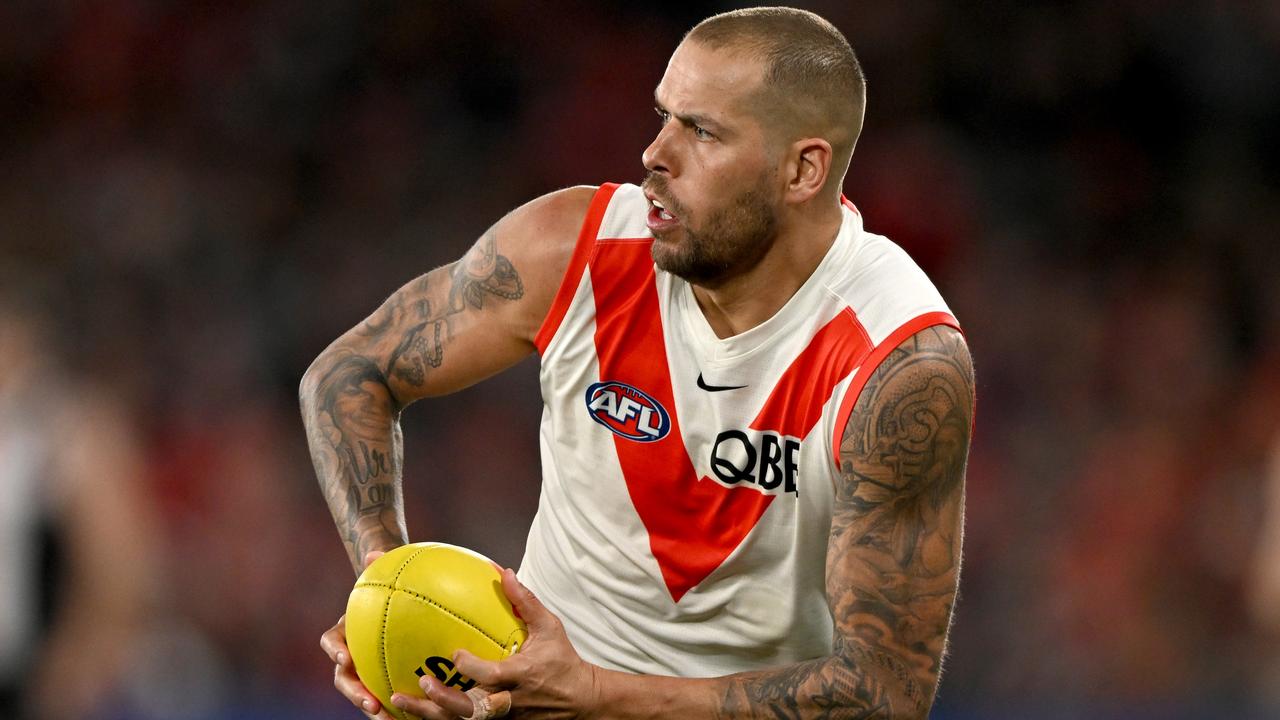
784, 138, 833, 205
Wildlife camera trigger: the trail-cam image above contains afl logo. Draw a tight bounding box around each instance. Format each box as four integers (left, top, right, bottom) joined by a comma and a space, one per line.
584, 381, 671, 442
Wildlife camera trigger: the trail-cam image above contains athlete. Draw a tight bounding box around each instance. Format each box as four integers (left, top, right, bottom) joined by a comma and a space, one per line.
303, 7, 974, 719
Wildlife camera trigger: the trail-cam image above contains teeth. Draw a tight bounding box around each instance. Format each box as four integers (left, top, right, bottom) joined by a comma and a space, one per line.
659, 209, 674, 220
652, 199, 666, 210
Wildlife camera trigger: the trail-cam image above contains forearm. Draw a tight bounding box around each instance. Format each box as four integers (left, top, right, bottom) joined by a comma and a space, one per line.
593, 645, 930, 720
301, 345, 409, 573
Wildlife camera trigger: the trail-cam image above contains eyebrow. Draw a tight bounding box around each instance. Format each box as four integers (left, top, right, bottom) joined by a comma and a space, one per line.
654, 94, 726, 134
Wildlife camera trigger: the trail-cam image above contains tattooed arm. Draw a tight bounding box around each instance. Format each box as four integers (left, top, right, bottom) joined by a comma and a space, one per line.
300, 186, 596, 573
714, 324, 973, 718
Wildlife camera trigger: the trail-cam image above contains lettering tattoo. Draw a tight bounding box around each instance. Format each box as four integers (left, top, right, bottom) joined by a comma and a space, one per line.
301, 227, 525, 571
718, 325, 972, 719
302, 351, 407, 571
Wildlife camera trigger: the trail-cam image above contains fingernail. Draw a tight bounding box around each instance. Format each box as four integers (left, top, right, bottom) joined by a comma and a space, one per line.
361, 699, 370, 711
392, 695, 408, 709
337, 651, 346, 665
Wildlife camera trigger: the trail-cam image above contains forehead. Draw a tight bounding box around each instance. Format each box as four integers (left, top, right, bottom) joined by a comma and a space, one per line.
656, 41, 766, 117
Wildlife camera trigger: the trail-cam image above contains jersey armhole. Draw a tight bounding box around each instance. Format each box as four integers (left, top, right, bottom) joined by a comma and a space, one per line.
831, 311, 962, 470
533, 183, 619, 355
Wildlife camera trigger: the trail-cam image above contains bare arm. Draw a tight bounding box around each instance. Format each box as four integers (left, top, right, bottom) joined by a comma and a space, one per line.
299, 187, 595, 572
716, 324, 972, 717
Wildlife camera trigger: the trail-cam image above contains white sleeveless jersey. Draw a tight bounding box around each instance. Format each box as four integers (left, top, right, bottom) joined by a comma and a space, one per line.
520, 183, 959, 677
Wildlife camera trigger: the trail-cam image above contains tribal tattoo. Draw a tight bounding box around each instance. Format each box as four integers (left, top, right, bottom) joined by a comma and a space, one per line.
301, 227, 525, 572
718, 325, 973, 719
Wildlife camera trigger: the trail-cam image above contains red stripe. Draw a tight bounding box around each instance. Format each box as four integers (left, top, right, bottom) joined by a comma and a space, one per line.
534, 183, 619, 355
830, 312, 962, 469
589, 239, 770, 603
749, 308, 872, 438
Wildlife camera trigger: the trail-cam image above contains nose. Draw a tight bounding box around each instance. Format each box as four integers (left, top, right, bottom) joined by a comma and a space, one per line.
642, 123, 676, 176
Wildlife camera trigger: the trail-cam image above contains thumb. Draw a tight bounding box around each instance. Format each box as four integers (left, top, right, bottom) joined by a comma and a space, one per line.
363, 550, 386, 569
501, 568, 555, 631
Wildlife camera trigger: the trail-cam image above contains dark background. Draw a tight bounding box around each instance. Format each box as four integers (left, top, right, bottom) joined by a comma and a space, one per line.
2, 1, 1279, 717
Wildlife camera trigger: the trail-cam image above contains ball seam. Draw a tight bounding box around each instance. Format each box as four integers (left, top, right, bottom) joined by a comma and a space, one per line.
391, 587, 509, 650
381, 547, 429, 720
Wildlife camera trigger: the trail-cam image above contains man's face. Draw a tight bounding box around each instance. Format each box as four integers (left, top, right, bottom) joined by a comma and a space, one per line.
641, 41, 781, 286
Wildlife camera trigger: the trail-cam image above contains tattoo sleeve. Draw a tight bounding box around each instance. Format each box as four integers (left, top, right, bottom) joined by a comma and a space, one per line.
300, 228, 526, 573
717, 325, 973, 719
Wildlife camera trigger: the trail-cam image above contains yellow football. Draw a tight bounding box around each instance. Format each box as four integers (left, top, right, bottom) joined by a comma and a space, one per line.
345, 542, 527, 720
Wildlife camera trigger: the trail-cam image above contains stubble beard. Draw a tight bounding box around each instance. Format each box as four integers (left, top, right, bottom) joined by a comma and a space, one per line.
646, 173, 779, 287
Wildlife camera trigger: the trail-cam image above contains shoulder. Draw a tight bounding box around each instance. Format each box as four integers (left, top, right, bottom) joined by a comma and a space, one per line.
818, 218, 956, 352
493, 185, 598, 287
498, 185, 599, 248
840, 324, 973, 457
484, 185, 601, 343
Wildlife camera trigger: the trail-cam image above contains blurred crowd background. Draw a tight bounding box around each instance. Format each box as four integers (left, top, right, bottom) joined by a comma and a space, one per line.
1, 1, 1279, 718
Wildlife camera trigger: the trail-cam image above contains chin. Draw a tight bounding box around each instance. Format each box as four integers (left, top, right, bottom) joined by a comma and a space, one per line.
648, 228, 683, 256
651, 240, 688, 274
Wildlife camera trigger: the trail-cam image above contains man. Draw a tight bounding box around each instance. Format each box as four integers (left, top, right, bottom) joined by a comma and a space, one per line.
0, 272, 157, 719
302, 7, 973, 719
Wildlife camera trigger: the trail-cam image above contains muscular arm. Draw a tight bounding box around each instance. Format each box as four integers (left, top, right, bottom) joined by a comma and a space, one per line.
299, 187, 595, 572
718, 324, 972, 718
586, 325, 973, 719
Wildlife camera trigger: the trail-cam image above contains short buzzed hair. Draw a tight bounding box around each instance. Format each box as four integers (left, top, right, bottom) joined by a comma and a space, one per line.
686, 7, 866, 182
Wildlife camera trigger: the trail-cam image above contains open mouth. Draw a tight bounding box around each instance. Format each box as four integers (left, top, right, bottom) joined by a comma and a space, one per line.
650, 197, 675, 222
645, 193, 681, 233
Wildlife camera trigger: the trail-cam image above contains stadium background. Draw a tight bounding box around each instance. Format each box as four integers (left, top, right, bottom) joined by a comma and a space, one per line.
2, 0, 1279, 717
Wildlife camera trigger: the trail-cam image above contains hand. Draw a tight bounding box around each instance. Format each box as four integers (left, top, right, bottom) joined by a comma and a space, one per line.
391, 568, 604, 720
322, 551, 392, 719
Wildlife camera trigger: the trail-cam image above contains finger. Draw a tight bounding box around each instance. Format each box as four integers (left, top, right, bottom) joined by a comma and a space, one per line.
334, 663, 385, 717
452, 649, 507, 687
390, 690, 457, 720
487, 690, 512, 718
363, 550, 386, 569
418, 675, 475, 717
320, 616, 350, 665
363, 706, 397, 720
501, 567, 555, 632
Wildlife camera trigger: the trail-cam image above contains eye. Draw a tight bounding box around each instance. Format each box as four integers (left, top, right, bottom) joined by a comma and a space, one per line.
655, 107, 670, 124
693, 125, 714, 140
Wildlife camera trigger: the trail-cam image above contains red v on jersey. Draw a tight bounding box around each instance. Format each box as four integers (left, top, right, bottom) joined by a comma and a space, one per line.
589, 240, 872, 603
749, 308, 872, 438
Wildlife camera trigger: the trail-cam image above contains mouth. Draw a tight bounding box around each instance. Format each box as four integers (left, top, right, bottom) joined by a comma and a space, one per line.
644, 190, 681, 234
649, 196, 675, 222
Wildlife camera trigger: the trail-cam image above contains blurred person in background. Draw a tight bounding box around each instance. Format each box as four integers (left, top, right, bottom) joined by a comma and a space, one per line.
1249, 431, 1280, 709
0, 269, 157, 719
303, 7, 971, 720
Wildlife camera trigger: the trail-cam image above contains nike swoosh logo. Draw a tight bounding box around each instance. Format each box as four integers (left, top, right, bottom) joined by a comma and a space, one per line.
696, 373, 747, 392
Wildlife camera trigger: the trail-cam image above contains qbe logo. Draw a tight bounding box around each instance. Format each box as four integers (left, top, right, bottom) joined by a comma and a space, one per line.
711, 430, 800, 495
584, 381, 671, 442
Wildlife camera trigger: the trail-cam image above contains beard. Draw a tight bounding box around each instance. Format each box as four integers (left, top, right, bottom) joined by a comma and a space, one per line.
642, 171, 779, 287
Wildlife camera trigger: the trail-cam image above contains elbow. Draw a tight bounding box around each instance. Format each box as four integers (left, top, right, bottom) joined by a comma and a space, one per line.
298, 345, 348, 418
298, 354, 328, 416
299, 346, 401, 416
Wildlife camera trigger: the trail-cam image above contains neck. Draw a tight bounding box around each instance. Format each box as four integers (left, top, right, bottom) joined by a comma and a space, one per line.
691, 199, 844, 339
